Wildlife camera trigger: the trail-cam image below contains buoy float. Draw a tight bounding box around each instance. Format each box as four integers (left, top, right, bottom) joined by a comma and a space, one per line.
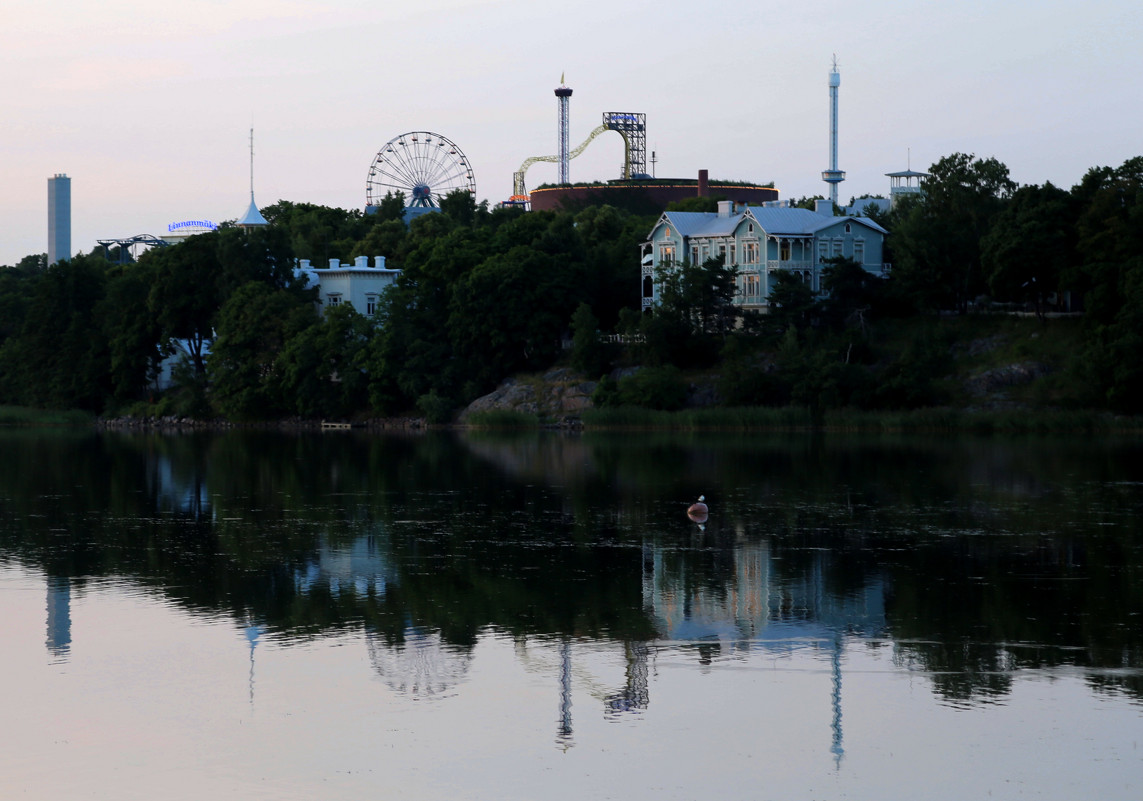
687, 494, 709, 523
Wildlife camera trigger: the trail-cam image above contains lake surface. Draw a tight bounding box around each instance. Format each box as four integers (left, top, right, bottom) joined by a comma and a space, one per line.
1, 428, 1141, 800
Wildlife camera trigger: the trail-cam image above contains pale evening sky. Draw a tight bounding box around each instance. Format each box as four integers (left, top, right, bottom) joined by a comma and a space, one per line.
2, 0, 1140, 266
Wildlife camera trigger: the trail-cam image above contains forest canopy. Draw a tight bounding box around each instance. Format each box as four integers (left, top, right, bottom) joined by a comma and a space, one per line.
2, 154, 1142, 419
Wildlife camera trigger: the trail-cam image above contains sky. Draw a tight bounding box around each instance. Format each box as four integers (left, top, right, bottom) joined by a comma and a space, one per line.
2, 0, 1141, 266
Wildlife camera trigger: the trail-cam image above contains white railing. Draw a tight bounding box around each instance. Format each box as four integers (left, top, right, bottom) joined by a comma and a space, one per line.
764, 261, 815, 271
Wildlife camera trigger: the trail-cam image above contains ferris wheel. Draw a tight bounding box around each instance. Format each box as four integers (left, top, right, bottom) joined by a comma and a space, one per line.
366, 131, 476, 209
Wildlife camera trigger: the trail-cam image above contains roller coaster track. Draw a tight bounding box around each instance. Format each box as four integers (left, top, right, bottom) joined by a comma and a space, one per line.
512, 124, 621, 200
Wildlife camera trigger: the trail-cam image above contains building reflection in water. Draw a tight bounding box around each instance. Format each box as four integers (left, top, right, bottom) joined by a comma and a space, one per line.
46, 575, 71, 663
636, 537, 886, 767
292, 534, 395, 599
148, 453, 211, 519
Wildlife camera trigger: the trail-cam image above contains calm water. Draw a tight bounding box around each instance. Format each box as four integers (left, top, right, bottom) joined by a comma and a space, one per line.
1, 429, 1141, 800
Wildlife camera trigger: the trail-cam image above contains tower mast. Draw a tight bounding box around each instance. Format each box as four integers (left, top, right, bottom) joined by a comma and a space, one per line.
821, 55, 846, 209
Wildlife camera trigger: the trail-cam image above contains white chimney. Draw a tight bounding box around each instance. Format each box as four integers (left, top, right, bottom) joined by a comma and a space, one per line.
815, 199, 833, 216
355, 256, 368, 269
328, 258, 340, 269
717, 200, 736, 217
374, 256, 386, 270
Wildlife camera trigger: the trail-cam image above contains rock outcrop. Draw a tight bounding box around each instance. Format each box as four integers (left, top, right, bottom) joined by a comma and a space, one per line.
459, 369, 597, 421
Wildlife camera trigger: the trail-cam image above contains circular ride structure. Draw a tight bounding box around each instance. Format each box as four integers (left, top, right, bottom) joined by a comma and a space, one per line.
365, 131, 476, 209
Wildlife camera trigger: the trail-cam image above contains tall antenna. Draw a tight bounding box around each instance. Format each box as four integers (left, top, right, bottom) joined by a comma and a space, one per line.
821, 54, 846, 209
249, 127, 255, 200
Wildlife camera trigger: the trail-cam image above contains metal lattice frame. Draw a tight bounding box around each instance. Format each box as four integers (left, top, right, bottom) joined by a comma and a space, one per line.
603, 112, 646, 179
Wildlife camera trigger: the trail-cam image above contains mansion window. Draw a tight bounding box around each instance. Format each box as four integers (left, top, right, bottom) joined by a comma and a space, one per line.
743, 242, 759, 263
718, 244, 727, 264
366, 295, 378, 316
742, 274, 760, 297
780, 241, 791, 261
327, 294, 342, 306
659, 244, 675, 263
691, 245, 700, 264
854, 241, 865, 264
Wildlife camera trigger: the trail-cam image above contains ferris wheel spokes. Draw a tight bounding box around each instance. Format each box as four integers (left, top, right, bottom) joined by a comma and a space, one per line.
366, 131, 476, 210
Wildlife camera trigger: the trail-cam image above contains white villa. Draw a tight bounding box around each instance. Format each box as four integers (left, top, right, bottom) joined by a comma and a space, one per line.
296, 256, 400, 317
641, 200, 888, 312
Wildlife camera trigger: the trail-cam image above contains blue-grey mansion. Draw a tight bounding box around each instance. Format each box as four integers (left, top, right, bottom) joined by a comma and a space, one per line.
641, 200, 888, 312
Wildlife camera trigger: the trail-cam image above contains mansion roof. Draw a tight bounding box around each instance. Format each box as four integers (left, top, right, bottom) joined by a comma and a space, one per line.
652, 206, 887, 241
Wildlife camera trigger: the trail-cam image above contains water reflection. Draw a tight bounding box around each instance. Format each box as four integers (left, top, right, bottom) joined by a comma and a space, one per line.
1, 428, 1141, 714
45, 574, 71, 662
366, 626, 472, 698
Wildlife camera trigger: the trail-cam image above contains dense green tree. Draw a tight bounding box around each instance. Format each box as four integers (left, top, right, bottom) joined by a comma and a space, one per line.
892, 153, 1016, 313
0, 254, 111, 410
449, 245, 585, 392
215, 225, 298, 297
351, 219, 408, 265
370, 190, 407, 223
15, 253, 48, 273
981, 182, 1073, 316
766, 270, 817, 332
278, 304, 375, 419
366, 224, 488, 410
208, 282, 316, 419
438, 189, 489, 228
1070, 157, 1143, 411
570, 302, 610, 377
788, 195, 829, 212
665, 196, 720, 213
614, 365, 687, 410
145, 234, 223, 375
653, 256, 738, 336
262, 201, 369, 265
0, 270, 34, 346
819, 256, 881, 330
99, 261, 164, 405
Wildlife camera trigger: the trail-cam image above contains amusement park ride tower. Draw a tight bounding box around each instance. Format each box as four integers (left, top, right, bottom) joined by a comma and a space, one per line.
555, 75, 573, 184
821, 56, 845, 209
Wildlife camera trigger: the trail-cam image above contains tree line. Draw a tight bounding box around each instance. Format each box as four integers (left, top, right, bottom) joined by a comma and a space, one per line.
1, 152, 1142, 420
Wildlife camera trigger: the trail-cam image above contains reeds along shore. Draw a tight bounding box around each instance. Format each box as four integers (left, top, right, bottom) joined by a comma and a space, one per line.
3, 403, 1140, 436
578, 406, 1139, 434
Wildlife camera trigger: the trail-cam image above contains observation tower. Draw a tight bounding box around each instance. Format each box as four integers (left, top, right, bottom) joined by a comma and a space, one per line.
555, 75, 573, 185
821, 56, 845, 209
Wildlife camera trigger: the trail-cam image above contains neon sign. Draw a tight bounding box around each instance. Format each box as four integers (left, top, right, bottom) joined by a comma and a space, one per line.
168, 220, 218, 232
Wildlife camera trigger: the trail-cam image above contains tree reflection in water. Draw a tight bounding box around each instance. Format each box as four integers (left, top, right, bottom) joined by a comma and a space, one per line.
1, 427, 1141, 715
